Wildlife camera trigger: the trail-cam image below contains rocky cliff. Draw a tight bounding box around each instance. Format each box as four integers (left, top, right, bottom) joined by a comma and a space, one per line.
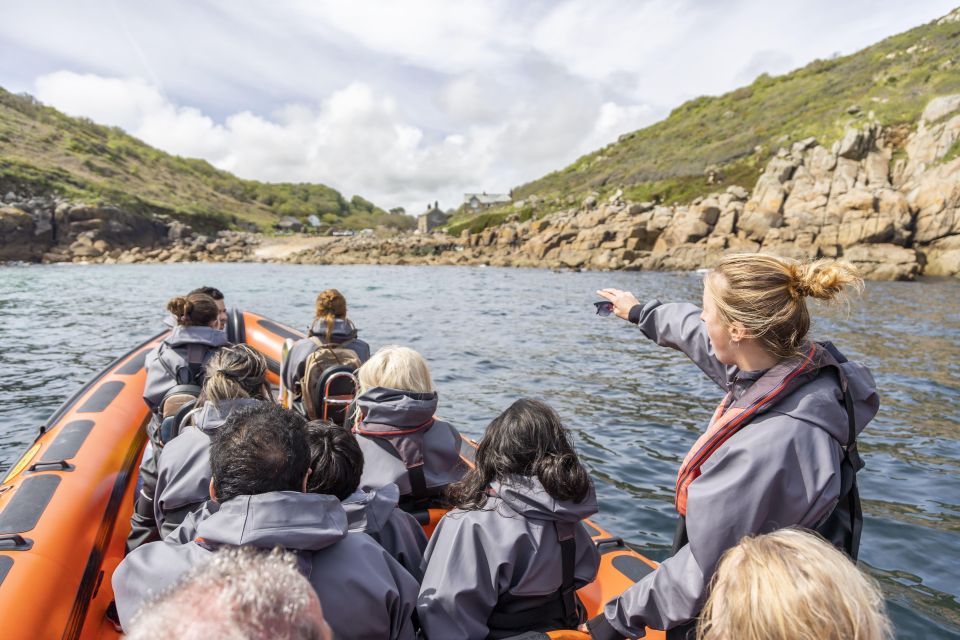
283, 95, 960, 280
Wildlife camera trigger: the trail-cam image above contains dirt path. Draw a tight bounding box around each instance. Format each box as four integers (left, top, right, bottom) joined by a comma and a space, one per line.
253, 234, 334, 259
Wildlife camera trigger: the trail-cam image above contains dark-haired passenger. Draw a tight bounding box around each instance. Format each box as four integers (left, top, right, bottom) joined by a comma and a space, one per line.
352, 346, 466, 508
283, 288, 371, 398
305, 421, 428, 580
113, 403, 419, 640
417, 399, 600, 640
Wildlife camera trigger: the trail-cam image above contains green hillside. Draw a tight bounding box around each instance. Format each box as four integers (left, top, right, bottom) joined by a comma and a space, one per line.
0, 88, 414, 232
448, 9, 960, 235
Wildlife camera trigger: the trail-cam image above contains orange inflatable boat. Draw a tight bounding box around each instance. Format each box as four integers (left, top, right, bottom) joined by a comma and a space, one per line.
0, 310, 664, 640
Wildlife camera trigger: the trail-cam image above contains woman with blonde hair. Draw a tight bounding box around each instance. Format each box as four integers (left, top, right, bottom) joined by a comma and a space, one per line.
586, 254, 879, 640
148, 345, 272, 539
352, 345, 466, 507
698, 528, 892, 640
283, 289, 371, 401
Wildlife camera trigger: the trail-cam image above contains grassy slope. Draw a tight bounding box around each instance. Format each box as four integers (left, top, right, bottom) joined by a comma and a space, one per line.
448, 10, 960, 235
0, 89, 414, 232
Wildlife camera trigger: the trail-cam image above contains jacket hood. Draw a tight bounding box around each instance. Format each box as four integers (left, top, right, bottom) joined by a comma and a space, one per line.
197, 491, 348, 550
166, 325, 229, 349
491, 475, 598, 523
757, 356, 879, 447
341, 483, 401, 534
356, 387, 438, 430
194, 398, 264, 435
308, 317, 358, 344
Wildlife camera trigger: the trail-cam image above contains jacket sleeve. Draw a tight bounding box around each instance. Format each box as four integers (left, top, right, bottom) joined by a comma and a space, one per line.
381, 509, 429, 582
418, 514, 504, 640
142, 346, 171, 412
126, 448, 161, 553
628, 300, 734, 390
595, 418, 842, 638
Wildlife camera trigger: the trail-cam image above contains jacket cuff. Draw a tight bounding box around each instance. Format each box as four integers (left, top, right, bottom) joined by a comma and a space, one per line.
627, 304, 644, 325
586, 613, 626, 640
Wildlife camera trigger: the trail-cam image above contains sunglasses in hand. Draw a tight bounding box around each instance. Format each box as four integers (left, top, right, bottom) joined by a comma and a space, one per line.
594, 301, 614, 317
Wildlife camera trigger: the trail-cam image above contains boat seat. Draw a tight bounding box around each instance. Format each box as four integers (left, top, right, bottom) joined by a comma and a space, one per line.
158, 384, 200, 445
308, 365, 358, 427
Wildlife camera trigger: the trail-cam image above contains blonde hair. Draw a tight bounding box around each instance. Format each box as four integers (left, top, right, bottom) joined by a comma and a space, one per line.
314, 289, 348, 343
698, 529, 893, 640
357, 345, 434, 395
200, 344, 269, 405
705, 254, 863, 361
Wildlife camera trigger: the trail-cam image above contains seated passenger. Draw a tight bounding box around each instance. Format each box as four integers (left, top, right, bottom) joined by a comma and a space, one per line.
113, 403, 419, 640
124, 546, 332, 640
698, 528, 893, 640
144, 293, 228, 421
305, 420, 428, 580
417, 399, 601, 640
283, 289, 371, 416
352, 346, 466, 508
152, 345, 272, 538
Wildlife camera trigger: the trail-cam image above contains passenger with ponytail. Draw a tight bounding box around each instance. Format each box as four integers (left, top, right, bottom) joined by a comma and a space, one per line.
587, 254, 880, 640
418, 399, 600, 639
283, 288, 371, 401
139, 345, 271, 542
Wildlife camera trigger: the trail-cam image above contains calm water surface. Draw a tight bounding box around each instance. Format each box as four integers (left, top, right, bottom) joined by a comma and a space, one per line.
1, 263, 958, 638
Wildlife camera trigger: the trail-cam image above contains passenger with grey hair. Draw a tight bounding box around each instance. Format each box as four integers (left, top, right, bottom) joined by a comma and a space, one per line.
124, 545, 331, 640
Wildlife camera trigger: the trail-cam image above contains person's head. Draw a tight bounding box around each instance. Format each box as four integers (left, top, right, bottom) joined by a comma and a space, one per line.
702, 254, 862, 365
199, 344, 271, 406
125, 545, 331, 640
190, 286, 227, 330
357, 345, 434, 396
314, 289, 348, 343
209, 403, 310, 503
698, 528, 893, 640
167, 293, 221, 329
304, 421, 363, 500
448, 398, 591, 510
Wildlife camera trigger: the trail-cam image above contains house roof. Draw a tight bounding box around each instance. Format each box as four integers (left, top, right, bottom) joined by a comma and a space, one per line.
464, 193, 511, 205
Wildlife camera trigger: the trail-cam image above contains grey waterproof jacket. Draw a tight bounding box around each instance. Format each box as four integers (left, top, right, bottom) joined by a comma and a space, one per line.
113, 491, 419, 639
354, 387, 467, 501
342, 484, 428, 580
418, 476, 601, 640
143, 325, 228, 412
283, 317, 371, 392
592, 301, 879, 639
153, 398, 263, 537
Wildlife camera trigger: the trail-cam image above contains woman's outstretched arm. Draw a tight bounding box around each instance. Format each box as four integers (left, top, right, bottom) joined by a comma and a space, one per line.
597, 289, 733, 389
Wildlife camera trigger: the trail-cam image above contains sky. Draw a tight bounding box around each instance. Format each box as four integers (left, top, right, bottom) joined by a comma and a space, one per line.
0, 1, 956, 215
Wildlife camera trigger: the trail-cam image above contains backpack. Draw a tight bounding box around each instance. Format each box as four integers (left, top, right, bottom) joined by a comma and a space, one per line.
300, 337, 362, 421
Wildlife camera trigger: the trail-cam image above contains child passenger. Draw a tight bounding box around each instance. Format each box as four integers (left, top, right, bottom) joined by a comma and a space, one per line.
352, 346, 466, 508
417, 399, 600, 640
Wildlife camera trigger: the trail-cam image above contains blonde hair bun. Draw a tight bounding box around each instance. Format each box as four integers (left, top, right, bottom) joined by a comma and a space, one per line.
793, 259, 863, 301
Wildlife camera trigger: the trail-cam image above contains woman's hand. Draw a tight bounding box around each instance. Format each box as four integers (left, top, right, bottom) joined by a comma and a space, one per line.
596, 288, 640, 321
